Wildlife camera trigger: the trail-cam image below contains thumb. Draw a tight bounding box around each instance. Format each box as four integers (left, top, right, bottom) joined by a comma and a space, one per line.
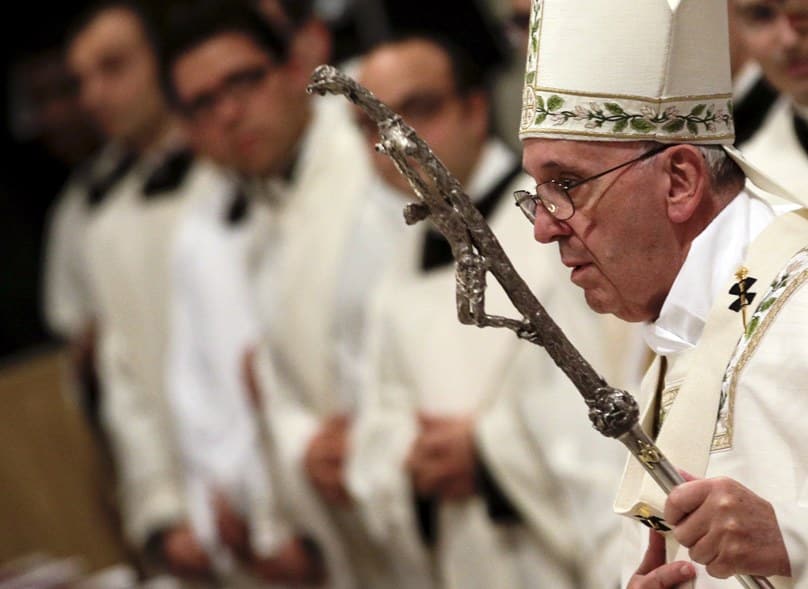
636, 530, 668, 576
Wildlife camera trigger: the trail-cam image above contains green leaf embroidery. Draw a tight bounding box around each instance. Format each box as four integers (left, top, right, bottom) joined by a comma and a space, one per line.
662, 119, 685, 133
690, 104, 707, 116
526, 71, 535, 85
757, 297, 777, 313
547, 95, 564, 112
772, 273, 789, 291
630, 118, 654, 133
526, 96, 728, 136
745, 315, 760, 338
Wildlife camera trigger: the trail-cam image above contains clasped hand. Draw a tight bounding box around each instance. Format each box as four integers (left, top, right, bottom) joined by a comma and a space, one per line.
406, 413, 477, 501
628, 475, 790, 588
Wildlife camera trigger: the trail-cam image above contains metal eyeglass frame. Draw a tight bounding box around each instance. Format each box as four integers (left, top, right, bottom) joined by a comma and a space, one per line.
514, 143, 674, 222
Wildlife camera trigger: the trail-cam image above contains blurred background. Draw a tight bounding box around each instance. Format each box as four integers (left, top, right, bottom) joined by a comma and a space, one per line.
0, 0, 515, 361
0, 0, 518, 584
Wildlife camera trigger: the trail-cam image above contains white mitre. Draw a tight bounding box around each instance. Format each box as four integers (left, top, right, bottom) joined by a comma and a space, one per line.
518, 0, 801, 205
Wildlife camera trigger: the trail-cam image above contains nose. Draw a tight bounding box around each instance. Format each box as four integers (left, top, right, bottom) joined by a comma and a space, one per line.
533, 205, 572, 244
213, 93, 244, 127
79, 76, 103, 114
775, 10, 801, 49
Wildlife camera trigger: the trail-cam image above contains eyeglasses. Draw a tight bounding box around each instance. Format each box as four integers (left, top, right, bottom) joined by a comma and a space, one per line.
735, 1, 806, 29
513, 144, 673, 222
180, 64, 272, 121
355, 89, 456, 138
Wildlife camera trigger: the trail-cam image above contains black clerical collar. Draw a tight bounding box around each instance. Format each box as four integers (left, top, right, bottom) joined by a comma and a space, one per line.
142, 149, 194, 198
733, 75, 778, 146
420, 161, 522, 272
224, 190, 251, 226
792, 108, 808, 158
86, 150, 137, 208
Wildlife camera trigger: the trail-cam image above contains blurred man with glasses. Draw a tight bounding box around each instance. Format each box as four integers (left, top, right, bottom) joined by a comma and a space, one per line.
60, 1, 241, 580
162, 1, 385, 586
346, 35, 641, 589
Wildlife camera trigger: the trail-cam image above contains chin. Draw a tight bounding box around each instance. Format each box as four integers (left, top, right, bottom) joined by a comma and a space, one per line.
583, 289, 643, 322
583, 288, 615, 315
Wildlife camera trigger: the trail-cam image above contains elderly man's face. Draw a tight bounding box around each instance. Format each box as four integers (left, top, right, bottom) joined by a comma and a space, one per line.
172, 32, 307, 177
733, 0, 808, 104
522, 139, 684, 323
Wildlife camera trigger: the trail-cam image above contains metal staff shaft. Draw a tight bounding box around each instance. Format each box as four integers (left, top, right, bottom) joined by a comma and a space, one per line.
307, 65, 774, 589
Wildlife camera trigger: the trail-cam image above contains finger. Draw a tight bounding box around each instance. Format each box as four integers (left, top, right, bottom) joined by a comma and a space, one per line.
416, 428, 451, 454
411, 460, 442, 496
636, 530, 668, 575
630, 561, 696, 589
439, 476, 476, 501
687, 533, 719, 567
407, 434, 428, 468
665, 479, 712, 526
417, 412, 434, 426
320, 483, 349, 506
418, 413, 450, 429
678, 469, 698, 482
332, 484, 353, 507
671, 503, 711, 548
241, 345, 261, 409
326, 414, 350, 431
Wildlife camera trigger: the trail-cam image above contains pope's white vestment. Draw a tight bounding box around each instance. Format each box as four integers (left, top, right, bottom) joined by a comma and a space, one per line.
616, 186, 808, 589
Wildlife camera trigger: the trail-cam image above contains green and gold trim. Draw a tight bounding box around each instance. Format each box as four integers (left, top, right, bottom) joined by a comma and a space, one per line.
714, 249, 808, 452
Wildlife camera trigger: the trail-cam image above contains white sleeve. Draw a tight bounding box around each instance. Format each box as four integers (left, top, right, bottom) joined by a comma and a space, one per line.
345, 288, 434, 589
42, 182, 95, 339
86, 200, 187, 551
165, 208, 294, 556
97, 322, 186, 548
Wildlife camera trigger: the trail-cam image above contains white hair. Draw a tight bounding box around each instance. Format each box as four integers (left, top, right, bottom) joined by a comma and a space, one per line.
696, 144, 745, 192
636, 141, 744, 193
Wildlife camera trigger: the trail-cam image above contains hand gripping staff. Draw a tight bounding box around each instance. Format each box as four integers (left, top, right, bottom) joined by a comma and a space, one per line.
307, 65, 773, 589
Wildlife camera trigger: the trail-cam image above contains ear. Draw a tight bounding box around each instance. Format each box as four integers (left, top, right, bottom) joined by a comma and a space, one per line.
664, 144, 707, 224
463, 90, 490, 140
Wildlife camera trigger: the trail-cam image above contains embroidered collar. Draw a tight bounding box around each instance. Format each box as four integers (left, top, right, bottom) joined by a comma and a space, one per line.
642, 188, 776, 355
